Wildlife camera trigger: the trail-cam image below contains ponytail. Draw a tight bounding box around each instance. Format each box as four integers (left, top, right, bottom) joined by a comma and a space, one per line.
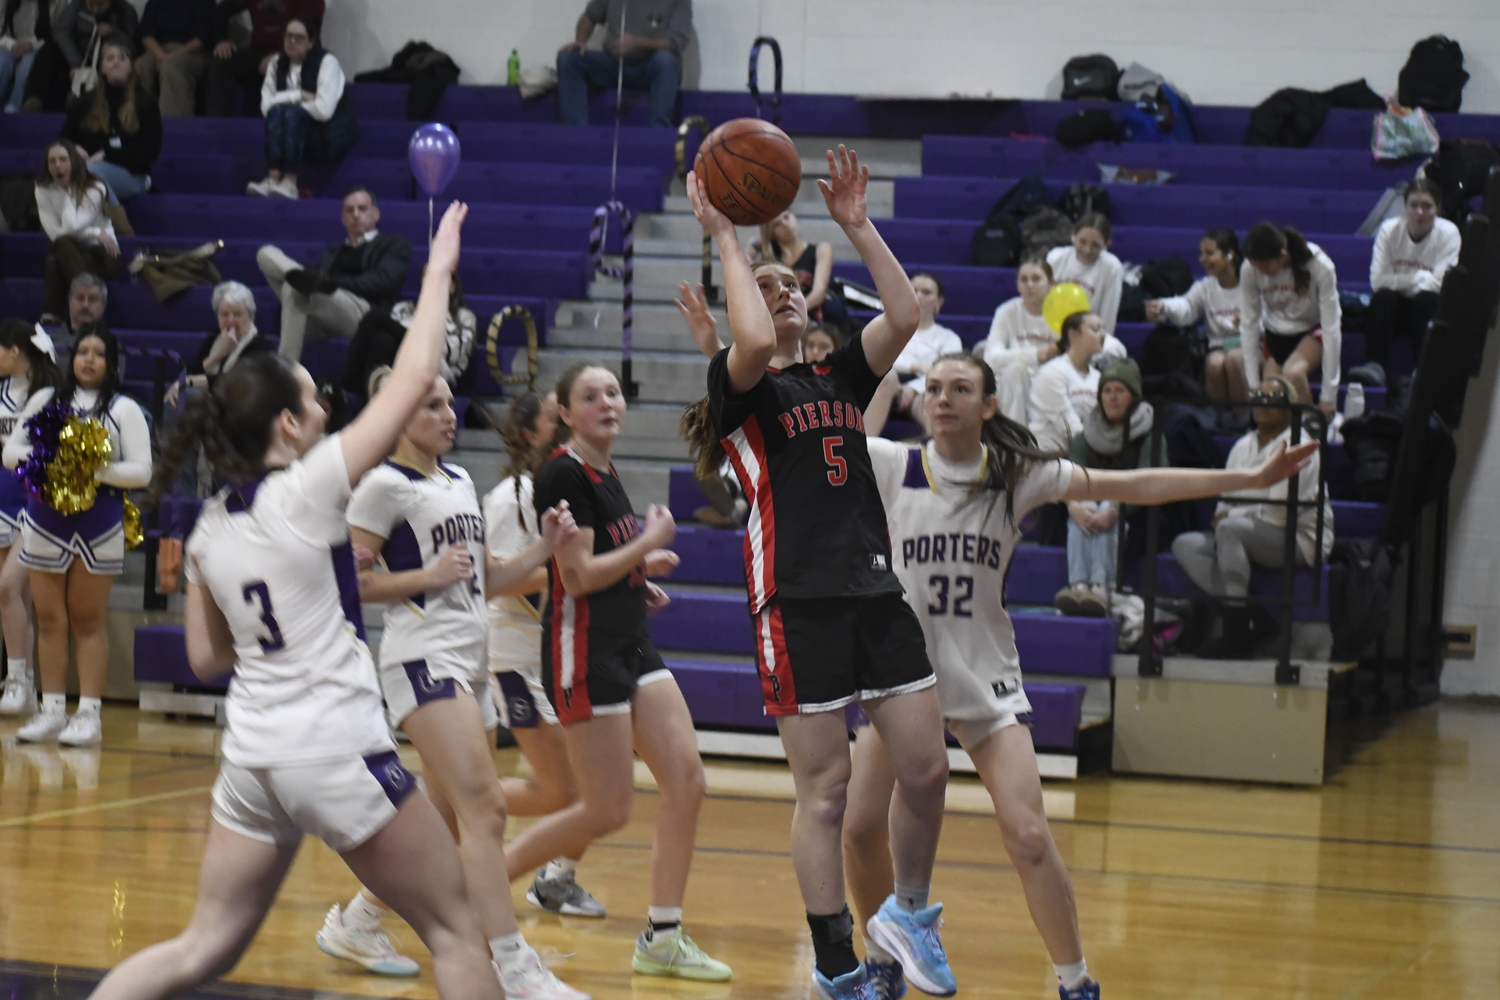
497, 390, 551, 531
681, 395, 725, 483
1245, 222, 1315, 295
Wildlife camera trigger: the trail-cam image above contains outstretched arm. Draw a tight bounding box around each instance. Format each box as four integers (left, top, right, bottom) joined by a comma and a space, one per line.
1062, 441, 1319, 506
821, 146, 919, 374
687, 172, 775, 392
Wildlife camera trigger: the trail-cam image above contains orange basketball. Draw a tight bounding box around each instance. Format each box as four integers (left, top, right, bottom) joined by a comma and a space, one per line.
694, 118, 802, 227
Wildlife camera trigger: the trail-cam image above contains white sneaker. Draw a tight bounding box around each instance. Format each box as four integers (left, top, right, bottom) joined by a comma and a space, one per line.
58, 711, 102, 746
0, 673, 35, 715
269, 176, 300, 199
499, 947, 592, 1000
246, 176, 276, 196
16, 708, 67, 742
315, 904, 420, 976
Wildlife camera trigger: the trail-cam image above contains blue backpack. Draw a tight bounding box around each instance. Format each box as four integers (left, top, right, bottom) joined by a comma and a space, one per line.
1119, 84, 1196, 144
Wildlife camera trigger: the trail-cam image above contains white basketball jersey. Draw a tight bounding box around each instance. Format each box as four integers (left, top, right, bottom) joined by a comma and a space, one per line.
347, 460, 488, 671
868, 438, 1075, 720
483, 473, 543, 675
185, 435, 392, 768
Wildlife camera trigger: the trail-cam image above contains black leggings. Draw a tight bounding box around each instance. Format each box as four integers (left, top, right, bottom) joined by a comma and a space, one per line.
1364, 288, 1439, 368
340, 310, 406, 396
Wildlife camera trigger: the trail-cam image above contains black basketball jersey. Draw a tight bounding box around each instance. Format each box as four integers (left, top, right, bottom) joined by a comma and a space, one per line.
534, 447, 649, 652
708, 334, 902, 613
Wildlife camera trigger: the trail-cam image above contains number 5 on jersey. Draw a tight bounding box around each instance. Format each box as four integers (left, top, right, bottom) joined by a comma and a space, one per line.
824, 436, 847, 486
243, 580, 286, 652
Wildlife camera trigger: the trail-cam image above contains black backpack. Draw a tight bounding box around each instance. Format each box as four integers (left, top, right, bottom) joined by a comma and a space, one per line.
1245, 88, 1329, 148
1061, 55, 1121, 101
969, 174, 1053, 268
1138, 256, 1194, 298
1338, 411, 1405, 501
1424, 139, 1499, 224
1328, 539, 1394, 661
1057, 183, 1113, 222
1398, 35, 1469, 113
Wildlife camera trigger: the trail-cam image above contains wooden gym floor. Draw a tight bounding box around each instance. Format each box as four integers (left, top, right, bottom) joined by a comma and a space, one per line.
2, 701, 1498, 1000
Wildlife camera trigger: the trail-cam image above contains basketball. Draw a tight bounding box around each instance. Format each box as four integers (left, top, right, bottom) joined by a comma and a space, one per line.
694, 118, 803, 226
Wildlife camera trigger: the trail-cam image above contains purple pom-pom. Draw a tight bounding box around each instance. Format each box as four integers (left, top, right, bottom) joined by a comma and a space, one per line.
18, 400, 72, 501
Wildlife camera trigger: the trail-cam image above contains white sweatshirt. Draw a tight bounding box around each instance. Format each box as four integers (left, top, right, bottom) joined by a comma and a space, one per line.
4, 386, 152, 489
893, 321, 963, 394
1239, 244, 1342, 404
261, 51, 347, 122
1028, 355, 1099, 453
1217, 426, 1334, 565
1047, 245, 1124, 333
35, 183, 114, 246
982, 298, 1055, 371
1157, 276, 1242, 351
1370, 217, 1461, 297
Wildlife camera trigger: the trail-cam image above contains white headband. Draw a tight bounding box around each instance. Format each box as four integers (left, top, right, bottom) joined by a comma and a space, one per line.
30, 325, 56, 361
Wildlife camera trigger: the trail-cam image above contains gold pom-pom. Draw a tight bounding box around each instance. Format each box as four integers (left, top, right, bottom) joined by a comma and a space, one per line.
123, 499, 143, 550
44, 417, 113, 516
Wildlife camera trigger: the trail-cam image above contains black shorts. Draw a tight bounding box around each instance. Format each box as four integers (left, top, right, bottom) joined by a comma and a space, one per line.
541, 631, 671, 725
1264, 328, 1321, 366
752, 593, 934, 716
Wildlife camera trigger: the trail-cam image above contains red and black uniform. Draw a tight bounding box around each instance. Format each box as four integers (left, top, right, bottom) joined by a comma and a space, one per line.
535, 446, 668, 724
708, 334, 933, 715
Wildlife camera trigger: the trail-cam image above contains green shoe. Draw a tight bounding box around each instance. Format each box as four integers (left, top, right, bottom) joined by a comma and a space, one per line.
632, 926, 732, 981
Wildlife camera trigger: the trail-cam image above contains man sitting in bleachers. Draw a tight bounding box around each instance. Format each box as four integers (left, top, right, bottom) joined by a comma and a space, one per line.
255, 185, 410, 363
44, 272, 110, 355
135, 0, 216, 117
204, 0, 325, 117
556, 0, 690, 128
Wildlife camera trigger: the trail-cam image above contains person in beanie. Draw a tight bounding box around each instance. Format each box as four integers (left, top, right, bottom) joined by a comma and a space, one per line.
1055, 360, 1155, 616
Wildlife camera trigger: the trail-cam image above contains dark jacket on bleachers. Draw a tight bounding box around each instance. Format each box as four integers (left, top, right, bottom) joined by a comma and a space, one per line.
316, 232, 411, 314
52, 0, 139, 69
137, 0, 215, 49
63, 84, 164, 176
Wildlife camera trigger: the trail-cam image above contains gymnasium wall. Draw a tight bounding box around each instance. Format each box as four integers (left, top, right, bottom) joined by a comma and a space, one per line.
304, 0, 1500, 114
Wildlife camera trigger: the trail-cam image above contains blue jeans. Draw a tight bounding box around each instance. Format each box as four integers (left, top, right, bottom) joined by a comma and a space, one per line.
556, 48, 680, 127
88, 161, 151, 204
1066, 503, 1118, 587
265, 104, 361, 172
0, 49, 35, 112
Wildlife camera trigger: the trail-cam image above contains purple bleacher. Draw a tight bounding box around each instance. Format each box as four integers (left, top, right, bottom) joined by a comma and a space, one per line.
455, 122, 693, 174
445, 161, 664, 211
670, 525, 747, 586
134, 623, 228, 692
921, 136, 1416, 190
893, 177, 1379, 232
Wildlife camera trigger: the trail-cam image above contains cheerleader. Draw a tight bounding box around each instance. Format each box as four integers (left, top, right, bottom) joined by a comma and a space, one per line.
319, 371, 588, 1000
0, 320, 60, 717
485, 390, 608, 917
4, 324, 149, 746
682, 148, 952, 1000
499, 363, 732, 982
843, 353, 1317, 1000
86, 203, 508, 1000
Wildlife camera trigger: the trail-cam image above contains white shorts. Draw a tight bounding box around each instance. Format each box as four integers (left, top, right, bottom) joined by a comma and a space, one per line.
945, 681, 1032, 750
0, 509, 23, 550
494, 664, 557, 728
380, 652, 500, 731
20, 518, 124, 575
210, 751, 416, 853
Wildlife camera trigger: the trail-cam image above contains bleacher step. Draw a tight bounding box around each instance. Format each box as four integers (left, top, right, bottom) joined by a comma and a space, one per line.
662, 176, 895, 218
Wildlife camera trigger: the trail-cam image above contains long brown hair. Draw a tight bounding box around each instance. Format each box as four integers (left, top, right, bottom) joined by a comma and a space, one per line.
1244, 222, 1315, 295
36, 140, 105, 207
497, 390, 550, 529
0, 318, 62, 396
84, 37, 142, 136
681, 395, 722, 482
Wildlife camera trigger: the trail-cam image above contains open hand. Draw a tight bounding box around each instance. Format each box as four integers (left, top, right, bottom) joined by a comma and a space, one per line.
214, 41, 235, 58
540, 501, 577, 548
817, 145, 869, 231
1144, 300, 1165, 322
675, 281, 721, 356
1251, 440, 1319, 488
100, 233, 119, 258
429, 544, 474, 589
644, 548, 680, 577
685, 170, 737, 241
429, 201, 468, 276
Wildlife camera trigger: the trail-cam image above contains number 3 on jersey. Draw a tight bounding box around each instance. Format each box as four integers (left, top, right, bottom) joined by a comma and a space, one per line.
242, 581, 286, 652
928, 574, 973, 618
823, 436, 847, 486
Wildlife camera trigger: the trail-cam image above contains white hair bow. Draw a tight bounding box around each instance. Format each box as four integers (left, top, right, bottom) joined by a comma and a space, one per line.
30, 325, 56, 361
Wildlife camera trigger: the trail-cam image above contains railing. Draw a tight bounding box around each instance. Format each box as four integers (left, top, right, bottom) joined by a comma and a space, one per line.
587, 200, 638, 399
748, 37, 783, 123
676, 114, 717, 305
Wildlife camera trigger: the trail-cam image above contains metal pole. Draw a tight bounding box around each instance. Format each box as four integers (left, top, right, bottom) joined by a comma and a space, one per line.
1275, 405, 1302, 684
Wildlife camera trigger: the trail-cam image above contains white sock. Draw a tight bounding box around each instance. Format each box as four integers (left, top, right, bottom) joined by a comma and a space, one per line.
343, 891, 386, 930
6, 657, 26, 680
76, 696, 101, 715
490, 931, 528, 969
1055, 959, 1090, 990
41, 692, 64, 713
864, 935, 896, 965
544, 857, 578, 880
647, 905, 682, 927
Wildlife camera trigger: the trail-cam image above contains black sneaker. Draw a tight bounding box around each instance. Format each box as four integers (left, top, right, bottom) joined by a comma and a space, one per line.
526, 867, 607, 918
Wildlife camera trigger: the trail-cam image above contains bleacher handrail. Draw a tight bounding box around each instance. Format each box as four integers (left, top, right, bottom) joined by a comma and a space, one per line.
748, 37, 783, 123
677, 115, 718, 305
588, 200, 638, 399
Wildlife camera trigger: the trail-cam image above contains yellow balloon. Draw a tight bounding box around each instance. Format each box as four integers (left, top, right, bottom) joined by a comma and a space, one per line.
1042, 282, 1093, 334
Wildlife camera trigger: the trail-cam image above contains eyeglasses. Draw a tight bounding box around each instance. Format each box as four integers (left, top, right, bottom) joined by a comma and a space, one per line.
285, 32, 309, 42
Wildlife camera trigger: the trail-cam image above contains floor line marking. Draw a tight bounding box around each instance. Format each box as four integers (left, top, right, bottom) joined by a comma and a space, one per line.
0, 784, 213, 828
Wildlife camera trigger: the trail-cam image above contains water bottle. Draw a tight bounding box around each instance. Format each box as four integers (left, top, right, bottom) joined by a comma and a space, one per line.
507, 49, 521, 87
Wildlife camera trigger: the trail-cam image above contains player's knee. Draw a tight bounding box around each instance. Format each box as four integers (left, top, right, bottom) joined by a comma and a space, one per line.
32, 599, 66, 632
585, 789, 634, 836
452, 773, 509, 832
1002, 815, 1053, 869
806, 777, 850, 829
898, 748, 949, 802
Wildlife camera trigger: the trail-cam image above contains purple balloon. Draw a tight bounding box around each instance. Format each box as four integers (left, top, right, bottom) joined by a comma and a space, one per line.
409, 123, 461, 197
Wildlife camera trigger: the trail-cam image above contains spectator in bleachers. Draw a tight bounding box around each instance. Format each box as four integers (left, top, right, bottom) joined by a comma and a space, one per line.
203, 0, 323, 117
20, 0, 137, 113
0, 0, 49, 113
753, 210, 849, 333
44, 271, 108, 353
1241, 222, 1341, 417
888, 272, 961, 429
1355, 178, 1461, 384
61, 36, 161, 207
339, 265, 474, 399
981, 258, 1056, 423
1171, 376, 1333, 657
557, 0, 689, 128
255, 185, 411, 363
35, 140, 119, 324
801, 322, 840, 364
134, 0, 214, 117
245, 16, 357, 199
1029, 310, 1104, 454
1055, 360, 1153, 618
1146, 228, 1247, 415
1048, 213, 1122, 334
163, 280, 272, 408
